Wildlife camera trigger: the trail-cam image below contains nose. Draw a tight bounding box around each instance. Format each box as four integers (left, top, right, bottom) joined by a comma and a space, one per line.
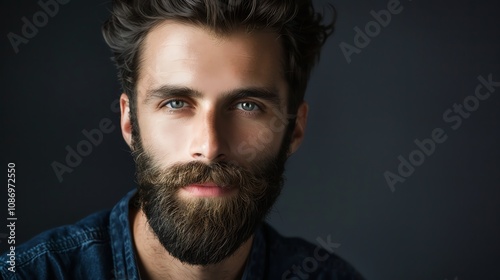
189, 108, 228, 162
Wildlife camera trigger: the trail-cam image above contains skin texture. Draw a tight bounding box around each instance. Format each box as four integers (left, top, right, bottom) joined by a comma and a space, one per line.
120, 20, 308, 280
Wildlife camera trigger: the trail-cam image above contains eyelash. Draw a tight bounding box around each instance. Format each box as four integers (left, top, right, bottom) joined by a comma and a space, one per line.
160, 100, 264, 116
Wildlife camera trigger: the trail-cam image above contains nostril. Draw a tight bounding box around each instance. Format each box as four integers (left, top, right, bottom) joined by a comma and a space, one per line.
193, 153, 203, 158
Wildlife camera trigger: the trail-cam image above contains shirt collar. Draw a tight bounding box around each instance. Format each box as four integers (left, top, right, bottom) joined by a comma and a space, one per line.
109, 188, 140, 279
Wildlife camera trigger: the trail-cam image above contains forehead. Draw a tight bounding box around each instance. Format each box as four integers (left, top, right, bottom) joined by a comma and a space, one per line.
137, 20, 287, 100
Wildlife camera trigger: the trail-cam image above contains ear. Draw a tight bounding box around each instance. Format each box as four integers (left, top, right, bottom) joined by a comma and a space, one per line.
120, 93, 133, 148
288, 101, 308, 155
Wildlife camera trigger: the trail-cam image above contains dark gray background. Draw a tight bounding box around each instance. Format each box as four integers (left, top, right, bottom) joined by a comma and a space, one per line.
1, 0, 499, 279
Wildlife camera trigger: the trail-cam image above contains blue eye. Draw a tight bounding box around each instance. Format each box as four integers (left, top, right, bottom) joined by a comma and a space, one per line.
236, 102, 260, 111
165, 100, 186, 109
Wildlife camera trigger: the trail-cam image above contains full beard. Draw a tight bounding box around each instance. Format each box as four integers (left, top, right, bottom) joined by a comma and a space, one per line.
132, 133, 291, 265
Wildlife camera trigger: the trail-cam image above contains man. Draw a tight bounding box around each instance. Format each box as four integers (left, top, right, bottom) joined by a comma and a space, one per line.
1, 0, 364, 279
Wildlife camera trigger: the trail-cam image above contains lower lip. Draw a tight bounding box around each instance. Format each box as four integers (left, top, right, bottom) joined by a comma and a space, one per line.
181, 184, 234, 197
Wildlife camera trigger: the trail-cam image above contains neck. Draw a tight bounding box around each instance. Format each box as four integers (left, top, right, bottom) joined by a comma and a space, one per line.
129, 206, 253, 280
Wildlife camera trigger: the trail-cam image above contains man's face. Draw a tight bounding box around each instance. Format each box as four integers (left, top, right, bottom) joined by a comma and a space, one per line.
119, 21, 308, 265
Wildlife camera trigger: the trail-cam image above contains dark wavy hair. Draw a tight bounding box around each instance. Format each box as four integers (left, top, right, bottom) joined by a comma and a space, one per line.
102, 0, 335, 116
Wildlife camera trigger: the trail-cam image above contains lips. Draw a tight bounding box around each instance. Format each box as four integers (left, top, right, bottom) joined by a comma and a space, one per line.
181, 182, 234, 197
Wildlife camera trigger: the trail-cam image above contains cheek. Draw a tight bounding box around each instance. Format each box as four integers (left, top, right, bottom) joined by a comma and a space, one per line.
138, 116, 191, 161
253, 123, 282, 148
231, 120, 285, 160
254, 107, 292, 153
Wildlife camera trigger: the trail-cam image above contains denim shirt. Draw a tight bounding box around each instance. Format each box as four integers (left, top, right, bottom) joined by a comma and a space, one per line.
0, 189, 364, 280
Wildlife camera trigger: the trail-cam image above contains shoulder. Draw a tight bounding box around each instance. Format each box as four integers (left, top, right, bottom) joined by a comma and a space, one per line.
262, 224, 365, 280
0, 210, 114, 280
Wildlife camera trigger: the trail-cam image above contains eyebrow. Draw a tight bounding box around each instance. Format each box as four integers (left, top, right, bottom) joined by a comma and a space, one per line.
144, 85, 203, 105
144, 85, 282, 108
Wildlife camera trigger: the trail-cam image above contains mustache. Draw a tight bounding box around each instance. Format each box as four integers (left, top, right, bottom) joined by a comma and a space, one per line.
136, 160, 266, 194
